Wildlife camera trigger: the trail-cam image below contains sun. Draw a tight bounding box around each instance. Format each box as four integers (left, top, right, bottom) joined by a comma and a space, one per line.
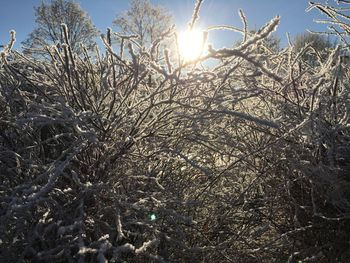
178, 29, 205, 62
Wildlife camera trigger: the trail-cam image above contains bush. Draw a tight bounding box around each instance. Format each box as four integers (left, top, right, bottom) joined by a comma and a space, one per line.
1, 1, 350, 262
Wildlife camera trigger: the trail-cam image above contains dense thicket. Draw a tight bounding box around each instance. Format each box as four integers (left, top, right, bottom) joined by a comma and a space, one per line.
1, 1, 350, 262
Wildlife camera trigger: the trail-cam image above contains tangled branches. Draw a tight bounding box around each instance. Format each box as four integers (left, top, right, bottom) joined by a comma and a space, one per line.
1, 1, 350, 262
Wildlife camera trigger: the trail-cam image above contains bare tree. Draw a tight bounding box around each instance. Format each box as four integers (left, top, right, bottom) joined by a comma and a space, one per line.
22, 0, 98, 55
293, 32, 335, 66
113, 0, 173, 48
293, 32, 333, 51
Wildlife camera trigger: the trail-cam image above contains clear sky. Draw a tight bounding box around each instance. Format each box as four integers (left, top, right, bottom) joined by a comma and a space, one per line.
0, 0, 330, 50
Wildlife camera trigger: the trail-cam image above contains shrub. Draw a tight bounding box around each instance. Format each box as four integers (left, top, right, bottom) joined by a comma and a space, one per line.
1, 1, 350, 262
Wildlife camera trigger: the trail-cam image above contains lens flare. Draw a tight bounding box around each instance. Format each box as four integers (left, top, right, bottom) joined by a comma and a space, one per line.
149, 213, 156, 221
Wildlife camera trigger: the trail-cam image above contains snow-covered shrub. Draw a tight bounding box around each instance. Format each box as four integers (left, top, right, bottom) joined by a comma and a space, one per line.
1, 1, 350, 262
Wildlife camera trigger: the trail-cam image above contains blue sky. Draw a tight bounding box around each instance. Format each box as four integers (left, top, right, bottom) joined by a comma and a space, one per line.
0, 0, 330, 50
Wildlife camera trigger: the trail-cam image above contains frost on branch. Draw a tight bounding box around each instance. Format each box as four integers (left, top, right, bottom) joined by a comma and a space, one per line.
1, 1, 350, 262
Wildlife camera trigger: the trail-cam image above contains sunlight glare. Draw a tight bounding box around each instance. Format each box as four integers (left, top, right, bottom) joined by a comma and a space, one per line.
178, 30, 204, 61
